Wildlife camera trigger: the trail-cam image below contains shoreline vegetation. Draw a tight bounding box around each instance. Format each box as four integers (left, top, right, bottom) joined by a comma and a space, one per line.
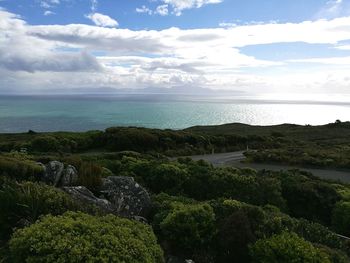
1, 120, 350, 262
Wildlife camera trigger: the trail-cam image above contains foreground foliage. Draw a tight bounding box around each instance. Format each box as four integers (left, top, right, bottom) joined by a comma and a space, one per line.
0, 179, 77, 241
1, 122, 350, 262
250, 232, 330, 263
8, 212, 164, 263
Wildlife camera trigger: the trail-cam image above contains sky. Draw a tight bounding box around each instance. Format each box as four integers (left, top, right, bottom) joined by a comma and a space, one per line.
1, 0, 350, 97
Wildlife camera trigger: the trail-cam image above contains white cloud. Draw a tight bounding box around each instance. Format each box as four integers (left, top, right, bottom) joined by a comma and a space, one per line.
219, 22, 237, 28
289, 56, 350, 65
335, 44, 350, 50
136, 5, 153, 15
1, 9, 350, 95
86, 13, 118, 27
136, 0, 222, 16
44, 10, 55, 16
39, 0, 60, 9
163, 0, 222, 15
155, 4, 169, 16
0, 10, 102, 73
316, 0, 350, 19
91, 0, 98, 12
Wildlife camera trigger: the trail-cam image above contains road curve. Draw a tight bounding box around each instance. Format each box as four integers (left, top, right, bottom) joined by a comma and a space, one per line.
186, 151, 350, 183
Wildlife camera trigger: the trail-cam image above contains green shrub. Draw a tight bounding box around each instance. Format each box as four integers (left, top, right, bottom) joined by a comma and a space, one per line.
216, 210, 256, 263
316, 245, 350, 263
332, 201, 350, 236
0, 180, 77, 241
78, 162, 103, 193
30, 136, 59, 152
144, 163, 188, 195
250, 232, 331, 263
9, 212, 164, 263
261, 208, 348, 253
62, 155, 83, 170
159, 203, 215, 253
292, 219, 348, 253
273, 170, 341, 225
0, 156, 43, 181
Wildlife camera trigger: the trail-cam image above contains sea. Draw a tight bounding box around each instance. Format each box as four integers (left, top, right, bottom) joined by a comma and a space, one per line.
1, 94, 350, 133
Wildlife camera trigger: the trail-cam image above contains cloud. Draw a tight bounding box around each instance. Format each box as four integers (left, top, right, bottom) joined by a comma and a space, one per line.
1, 9, 350, 95
44, 10, 55, 16
316, 0, 350, 19
335, 44, 350, 50
155, 4, 169, 16
0, 51, 102, 72
90, 0, 98, 12
85, 13, 118, 27
289, 56, 350, 65
39, 0, 60, 9
163, 0, 222, 15
137, 0, 222, 16
0, 10, 102, 73
219, 22, 237, 28
136, 5, 153, 15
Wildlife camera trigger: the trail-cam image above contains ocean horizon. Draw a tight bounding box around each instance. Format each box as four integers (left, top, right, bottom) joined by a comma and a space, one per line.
1, 94, 349, 133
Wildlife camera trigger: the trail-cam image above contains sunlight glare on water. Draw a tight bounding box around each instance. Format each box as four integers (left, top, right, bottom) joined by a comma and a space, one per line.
0, 95, 349, 132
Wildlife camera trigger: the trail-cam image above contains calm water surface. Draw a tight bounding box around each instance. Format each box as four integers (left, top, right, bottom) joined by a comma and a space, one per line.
0, 95, 350, 132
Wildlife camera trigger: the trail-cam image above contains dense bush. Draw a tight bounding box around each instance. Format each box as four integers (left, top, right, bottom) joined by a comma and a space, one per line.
332, 201, 350, 236
316, 245, 350, 263
144, 163, 188, 195
118, 157, 286, 209
260, 207, 348, 253
9, 212, 164, 263
78, 162, 103, 193
216, 210, 256, 263
0, 156, 43, 181
0, 180, 77, 241
249, 232, 331, 263
157, 202, 215, 256
266, 170, 341, 225
292, 219, 349, 253
30, 136, 60, 152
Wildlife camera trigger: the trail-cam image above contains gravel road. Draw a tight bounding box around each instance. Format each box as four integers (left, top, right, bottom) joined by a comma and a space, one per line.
187, 151, 350, 183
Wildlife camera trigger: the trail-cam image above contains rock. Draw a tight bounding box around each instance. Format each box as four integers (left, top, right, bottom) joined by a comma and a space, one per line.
63, 186, 114, 213
40, 161, 78, 187
41, 161, 64, 186
167, 256, 194, 263
61, 165, 79, 187
100, 176, 152, 218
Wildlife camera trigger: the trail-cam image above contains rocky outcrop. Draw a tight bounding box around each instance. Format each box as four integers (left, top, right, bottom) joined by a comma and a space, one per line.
40, 161, 78, 187
100, 176, 152, 218
63, 186, 114, 213
40, 161, 151, 219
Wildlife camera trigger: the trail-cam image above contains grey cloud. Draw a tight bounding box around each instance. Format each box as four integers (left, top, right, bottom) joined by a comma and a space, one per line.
0, 51, 102, 72
178, 33, 222, 42
142, 61, 203, 74
29, 25, 168, 54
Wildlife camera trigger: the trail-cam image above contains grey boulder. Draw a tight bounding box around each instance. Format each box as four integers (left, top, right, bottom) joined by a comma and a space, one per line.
40, 161, 78, 187
101, 176, 152, 218
63, 186, 114, 213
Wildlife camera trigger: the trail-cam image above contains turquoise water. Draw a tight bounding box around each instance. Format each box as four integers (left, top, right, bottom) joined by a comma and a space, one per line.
0, 95, 350, 132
